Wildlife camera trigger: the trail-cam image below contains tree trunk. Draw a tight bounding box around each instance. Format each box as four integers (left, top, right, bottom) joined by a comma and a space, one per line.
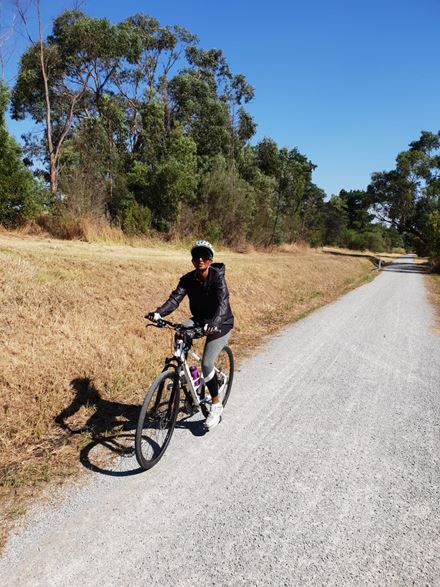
49, 154, 58, 196
37, 0, 57, 197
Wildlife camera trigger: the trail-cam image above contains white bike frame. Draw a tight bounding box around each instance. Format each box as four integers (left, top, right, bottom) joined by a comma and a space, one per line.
173, 337, 228, 408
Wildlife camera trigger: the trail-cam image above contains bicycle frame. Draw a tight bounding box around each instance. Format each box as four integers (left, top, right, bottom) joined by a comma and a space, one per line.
184, 352, 228, 407
164, 333, 207, 412
148, 317, 229, 413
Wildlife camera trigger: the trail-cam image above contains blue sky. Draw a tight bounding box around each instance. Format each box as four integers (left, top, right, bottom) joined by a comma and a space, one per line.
2, 0, 440, 197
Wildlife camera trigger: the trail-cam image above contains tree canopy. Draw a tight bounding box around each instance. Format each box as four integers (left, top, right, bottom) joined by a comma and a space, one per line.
368, 131, 440, 256
5, 8, 328, 246
0, 83, 42, 227
2, 7, 438, 258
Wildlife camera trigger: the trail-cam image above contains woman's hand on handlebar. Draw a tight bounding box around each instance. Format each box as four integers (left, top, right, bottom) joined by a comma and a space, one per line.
145, 312, 162, 322
204, 323, 219, 335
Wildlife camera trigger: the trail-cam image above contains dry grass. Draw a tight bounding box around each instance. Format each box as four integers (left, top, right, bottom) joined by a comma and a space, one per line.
427, 274, 440, 333
322, 246, 404, 261
0, 233, 374, 544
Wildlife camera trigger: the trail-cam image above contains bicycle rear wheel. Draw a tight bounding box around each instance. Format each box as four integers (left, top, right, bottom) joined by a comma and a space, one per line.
135, 369, 180, 470
201, 346, 234, 417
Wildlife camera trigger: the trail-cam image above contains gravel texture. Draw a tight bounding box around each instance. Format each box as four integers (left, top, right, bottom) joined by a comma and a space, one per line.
1, 255, 440, 586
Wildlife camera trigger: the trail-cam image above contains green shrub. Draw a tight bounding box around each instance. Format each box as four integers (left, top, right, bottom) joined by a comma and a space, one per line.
117, 195, 151, 235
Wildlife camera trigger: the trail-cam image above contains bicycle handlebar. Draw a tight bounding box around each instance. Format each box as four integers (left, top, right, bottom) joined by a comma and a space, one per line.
144, 315, 210, 336
145, 317, 177, 328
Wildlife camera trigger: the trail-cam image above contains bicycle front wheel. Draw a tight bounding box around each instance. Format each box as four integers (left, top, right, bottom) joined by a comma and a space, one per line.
135, 369, 180, 470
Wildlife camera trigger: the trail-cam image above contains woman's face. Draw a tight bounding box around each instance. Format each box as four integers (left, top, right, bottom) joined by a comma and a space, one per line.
192, 253, 213, 272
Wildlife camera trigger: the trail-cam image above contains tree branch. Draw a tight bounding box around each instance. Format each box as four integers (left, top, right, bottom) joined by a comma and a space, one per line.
14, 0, 33, 44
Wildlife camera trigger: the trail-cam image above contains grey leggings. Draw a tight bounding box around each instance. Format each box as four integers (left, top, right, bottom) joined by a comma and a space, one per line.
183, 319, 232, 398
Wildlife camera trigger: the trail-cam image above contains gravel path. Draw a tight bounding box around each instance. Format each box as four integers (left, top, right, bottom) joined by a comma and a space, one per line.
1, 256, 440, 586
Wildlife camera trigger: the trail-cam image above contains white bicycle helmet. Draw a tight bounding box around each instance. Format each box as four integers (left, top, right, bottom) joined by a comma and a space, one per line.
191, 239, 215, 259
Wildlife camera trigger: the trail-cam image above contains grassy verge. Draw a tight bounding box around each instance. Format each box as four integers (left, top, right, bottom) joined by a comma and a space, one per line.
427, 274, 440, 332
321, 246, 405, 267
0, 234, 375, 546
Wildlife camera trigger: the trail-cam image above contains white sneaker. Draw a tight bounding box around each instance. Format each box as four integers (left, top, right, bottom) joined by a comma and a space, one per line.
204, 401, 223, 429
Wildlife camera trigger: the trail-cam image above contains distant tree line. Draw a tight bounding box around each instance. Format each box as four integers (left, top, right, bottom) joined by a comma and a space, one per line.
0, 8, 438, 258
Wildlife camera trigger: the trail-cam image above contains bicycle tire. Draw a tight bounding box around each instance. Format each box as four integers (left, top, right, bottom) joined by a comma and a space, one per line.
201, 346, 234, 418
135, 369, 180, 470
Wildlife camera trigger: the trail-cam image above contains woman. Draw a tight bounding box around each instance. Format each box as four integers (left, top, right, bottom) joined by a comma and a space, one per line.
147, 240, 234, 429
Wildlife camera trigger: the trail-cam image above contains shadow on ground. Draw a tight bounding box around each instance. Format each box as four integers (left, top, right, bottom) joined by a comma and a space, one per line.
381, 262, 430, 274
323, 249, 385, 268
324, 249, 401, 260
54, 377, 143, 476
323, 250, 430, 274
54, 377, 207, 477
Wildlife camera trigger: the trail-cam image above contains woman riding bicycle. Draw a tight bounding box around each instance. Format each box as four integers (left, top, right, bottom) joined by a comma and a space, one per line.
146, 240, 234, 430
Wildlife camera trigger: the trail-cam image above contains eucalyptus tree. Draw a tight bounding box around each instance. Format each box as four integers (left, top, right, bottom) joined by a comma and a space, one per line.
278, 147, 316, 242
123, 39, 256, 228
12, 8, 128, 197
169, 47, 255, 161
127, 110, 198, 230
368, 130, 440, 255
255, 138, 317, 244
298, 183, 326, 245
323, 195, 348, 246
8, 5, 328, 245
338, 189, 372, 231
114, 14, 198, 149
115, 16, 200, 230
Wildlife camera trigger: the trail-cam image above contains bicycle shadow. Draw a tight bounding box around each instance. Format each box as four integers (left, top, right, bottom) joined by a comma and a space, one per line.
54, 377, 143, 477
175, 413, 209, 437
54, 377, 208, 476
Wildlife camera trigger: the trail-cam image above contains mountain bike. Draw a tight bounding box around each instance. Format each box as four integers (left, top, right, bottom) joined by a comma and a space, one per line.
135, 317, 234, 470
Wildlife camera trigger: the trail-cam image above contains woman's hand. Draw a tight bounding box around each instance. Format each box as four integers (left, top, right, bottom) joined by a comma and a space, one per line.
146, 312, 162, 322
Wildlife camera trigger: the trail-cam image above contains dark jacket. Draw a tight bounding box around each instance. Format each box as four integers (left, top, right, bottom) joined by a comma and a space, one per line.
156, 263, 234, 329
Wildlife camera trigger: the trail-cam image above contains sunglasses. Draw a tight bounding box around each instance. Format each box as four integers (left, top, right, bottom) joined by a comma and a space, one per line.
192, 249, 212, 261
